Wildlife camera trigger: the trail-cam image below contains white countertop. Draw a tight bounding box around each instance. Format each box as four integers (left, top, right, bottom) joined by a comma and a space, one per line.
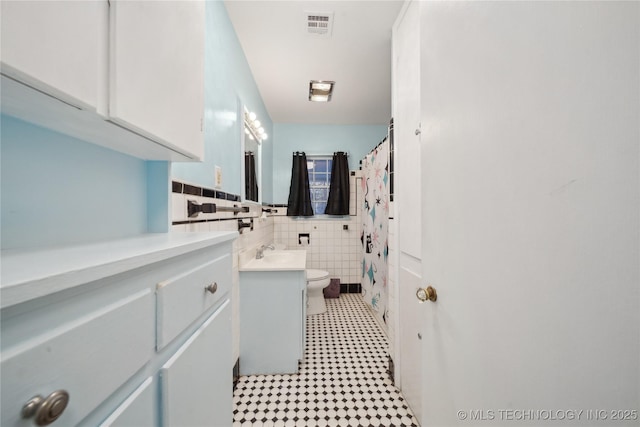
0, 231, 237, 309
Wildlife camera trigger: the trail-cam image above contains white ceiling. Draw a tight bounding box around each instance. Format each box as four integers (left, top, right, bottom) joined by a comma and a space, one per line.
224, 0, 404, 125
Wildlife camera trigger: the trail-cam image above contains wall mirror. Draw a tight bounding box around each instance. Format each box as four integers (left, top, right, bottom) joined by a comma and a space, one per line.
242, 108, 266, 203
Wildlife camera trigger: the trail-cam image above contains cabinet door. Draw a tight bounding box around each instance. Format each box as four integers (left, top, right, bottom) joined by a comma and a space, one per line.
98, 377, 154, 427
160, 301, 232, 427
109, 0, 204, 160
0, 0, 104, 110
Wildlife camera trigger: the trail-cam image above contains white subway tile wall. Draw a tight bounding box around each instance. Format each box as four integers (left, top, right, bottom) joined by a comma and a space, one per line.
272, 174, 363, 285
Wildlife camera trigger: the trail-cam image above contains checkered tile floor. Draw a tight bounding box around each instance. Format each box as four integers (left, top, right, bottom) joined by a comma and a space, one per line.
233, 294, 420, 427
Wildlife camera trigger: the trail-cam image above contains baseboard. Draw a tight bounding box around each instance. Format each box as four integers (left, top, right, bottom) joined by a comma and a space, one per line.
339, 283, 362, 294
233, 358, 240, 390
388, 355, 395, 385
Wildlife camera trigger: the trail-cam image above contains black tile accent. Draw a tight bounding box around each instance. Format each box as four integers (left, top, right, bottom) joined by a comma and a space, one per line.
173, 180, 241, 203
349, 283, 362, 293
350, 171, 355, 176
183, 184, 201, 196
340, 284, 349, 294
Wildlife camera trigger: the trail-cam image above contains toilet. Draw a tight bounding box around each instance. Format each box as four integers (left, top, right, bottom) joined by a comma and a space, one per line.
306, 269, 330, 315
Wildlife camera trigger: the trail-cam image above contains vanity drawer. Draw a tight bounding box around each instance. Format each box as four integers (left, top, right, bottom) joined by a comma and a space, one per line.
0, 289, 154, 427
156, 253, 231, 350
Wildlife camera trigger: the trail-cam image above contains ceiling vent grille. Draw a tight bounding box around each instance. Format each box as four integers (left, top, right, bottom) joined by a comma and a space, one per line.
306, 12, 333, 36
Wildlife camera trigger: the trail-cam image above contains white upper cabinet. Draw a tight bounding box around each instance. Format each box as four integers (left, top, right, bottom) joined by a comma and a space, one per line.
0, 0, 204, 161
109, 0, 204, 160
0, 1, 103, 110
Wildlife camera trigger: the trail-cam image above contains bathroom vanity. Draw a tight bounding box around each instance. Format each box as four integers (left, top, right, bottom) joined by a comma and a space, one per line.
0, 231, 236, 427
239, 250, 307, 375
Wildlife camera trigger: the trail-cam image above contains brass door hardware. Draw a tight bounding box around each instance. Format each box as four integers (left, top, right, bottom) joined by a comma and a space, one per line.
416, 286, 437, 302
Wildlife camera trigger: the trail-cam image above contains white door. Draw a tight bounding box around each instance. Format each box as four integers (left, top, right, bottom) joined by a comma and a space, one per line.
392, 0, 423, 422
419, 2, 639, 426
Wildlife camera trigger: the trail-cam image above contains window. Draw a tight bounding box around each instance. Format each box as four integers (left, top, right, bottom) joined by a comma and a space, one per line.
307, 156, 332, 215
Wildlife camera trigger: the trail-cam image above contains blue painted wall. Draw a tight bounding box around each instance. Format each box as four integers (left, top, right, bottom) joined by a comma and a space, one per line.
0, 115, 158, 249
272, 123, 389, 203
172, 0, 273, 202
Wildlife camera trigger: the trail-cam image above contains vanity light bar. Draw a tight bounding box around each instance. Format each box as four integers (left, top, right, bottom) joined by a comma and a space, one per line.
309, 80, 335, 102
244, 109, 267, 142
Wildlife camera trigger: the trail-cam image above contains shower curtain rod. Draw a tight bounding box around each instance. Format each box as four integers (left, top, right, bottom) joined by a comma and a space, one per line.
360, 136, 389, 162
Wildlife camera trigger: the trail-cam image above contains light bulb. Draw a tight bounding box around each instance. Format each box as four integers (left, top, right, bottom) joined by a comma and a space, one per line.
258, 127, 265, 134
310, 94, 329, 102
254, 120, 261, 128
249, 112, 256, 121
262, 133, 268, 140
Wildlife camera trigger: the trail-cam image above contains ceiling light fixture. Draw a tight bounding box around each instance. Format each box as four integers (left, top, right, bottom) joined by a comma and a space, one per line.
309, 80, 335, 102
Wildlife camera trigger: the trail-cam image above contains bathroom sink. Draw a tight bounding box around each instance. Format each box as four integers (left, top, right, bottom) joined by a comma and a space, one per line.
239, 249, 307, 271
262, 251, 297, 264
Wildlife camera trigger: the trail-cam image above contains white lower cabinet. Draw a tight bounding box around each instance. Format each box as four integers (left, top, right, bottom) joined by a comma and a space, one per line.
0, 233, 235, 427
239, 270, 306, 375
160, 301, 232, 427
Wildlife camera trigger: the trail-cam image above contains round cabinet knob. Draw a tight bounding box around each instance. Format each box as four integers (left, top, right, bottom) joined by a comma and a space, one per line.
21, 390, 69, 426
415, 128, 421, 135
205, 282, 218, 294
416, 286, 437, 302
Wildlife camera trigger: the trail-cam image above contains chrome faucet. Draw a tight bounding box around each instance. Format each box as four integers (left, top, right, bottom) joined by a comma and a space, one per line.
256, 244, 276, 259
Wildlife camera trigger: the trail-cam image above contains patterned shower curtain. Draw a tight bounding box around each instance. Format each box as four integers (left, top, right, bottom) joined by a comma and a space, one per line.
361, 138, 389, 328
